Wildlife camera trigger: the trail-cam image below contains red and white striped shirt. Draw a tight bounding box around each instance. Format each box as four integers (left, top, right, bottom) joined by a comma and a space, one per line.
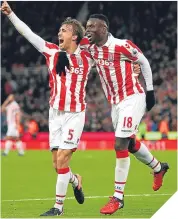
42, 42, 93, 112
80, 34, 153, 104
8, 12, 93, 112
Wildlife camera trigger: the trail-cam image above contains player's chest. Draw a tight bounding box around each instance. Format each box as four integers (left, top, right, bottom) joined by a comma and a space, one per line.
48, 53, 89, 75
68, 55, 86, 75
90, 46, 120, 68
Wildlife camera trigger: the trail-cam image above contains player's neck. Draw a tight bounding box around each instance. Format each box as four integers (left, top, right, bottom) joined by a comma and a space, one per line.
66, 44, 78, 54
96, 34, 108, 47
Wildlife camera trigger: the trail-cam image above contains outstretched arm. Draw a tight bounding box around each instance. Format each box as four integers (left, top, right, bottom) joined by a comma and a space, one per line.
1, 94, 14, 112
1, 1, 45, 53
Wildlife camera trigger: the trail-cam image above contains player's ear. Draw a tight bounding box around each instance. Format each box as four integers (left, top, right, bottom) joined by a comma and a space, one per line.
103, 26, 107, 34
72, 35, 77, 41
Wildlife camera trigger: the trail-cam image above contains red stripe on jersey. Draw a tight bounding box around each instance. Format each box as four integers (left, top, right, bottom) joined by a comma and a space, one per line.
93, 45, 99, 60
114, 46, 124, 102
49, 74, 54, 104
80, 37, 90, 46
126, 40, 142, 53
118, 45, 138, 62
102, 46, 116, 103
135, 77, 144, 93
43, 52, 51, 64
45, 41, 59, 50
125, 62, 135, 96
94, 45, 111, 102
43, 52, 54, 104
84, 51, 92, 59
70, 56, 78, 112
59, 74, 66, 111
50, 52, 58, 106
80, 51, 89, 110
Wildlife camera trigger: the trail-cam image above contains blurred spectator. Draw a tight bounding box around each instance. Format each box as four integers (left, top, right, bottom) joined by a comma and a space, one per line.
138, 118, 147, 139
18, 123, 24, 138
25, 117, 39, 139
159, 116, 170, 139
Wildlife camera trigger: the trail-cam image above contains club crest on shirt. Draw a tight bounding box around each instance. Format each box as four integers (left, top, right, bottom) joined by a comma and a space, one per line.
108, 53, 114, 62
77, 57, 83, 66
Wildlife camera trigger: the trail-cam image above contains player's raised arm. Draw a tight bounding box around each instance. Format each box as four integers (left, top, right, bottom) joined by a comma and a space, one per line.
1, 1, 45, 53
0, 94, 14, 112
120, 40, 156, 111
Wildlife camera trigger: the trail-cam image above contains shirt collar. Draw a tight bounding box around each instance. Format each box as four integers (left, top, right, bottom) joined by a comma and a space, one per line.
102, 33, 114, 47
60, 45, 81, 56
73, 45, 81, 55
68, 45, 81, 56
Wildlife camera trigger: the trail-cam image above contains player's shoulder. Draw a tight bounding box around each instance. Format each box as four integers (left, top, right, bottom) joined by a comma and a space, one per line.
80, 48, 92, 58
80, 37, 90, 47
43, 41, 59, 57
6, 101, 17, 109
112, 37, 128, 46
76, 45, 93, 62
45, 41, 59, 50
13, 101, 20, 109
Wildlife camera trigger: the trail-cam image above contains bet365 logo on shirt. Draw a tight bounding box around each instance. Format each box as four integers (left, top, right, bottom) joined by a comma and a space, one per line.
70, 66, 84, 75
95, 59, 114, 67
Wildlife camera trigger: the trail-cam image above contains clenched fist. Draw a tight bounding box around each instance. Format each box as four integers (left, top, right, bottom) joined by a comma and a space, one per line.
0, 1, 12, 15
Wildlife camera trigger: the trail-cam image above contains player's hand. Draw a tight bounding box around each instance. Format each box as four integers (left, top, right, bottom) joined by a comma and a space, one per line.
133, 63, 141, 76
146, 90, 156, 111
56, 52, 70, 76
0, 1, 12, 15
7, 94, 14, 102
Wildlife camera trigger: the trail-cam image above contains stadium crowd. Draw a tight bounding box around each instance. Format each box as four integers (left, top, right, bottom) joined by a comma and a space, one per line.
1, 2, 177, 136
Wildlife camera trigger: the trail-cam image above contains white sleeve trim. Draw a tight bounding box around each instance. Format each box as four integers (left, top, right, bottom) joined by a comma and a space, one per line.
8, 12, 45, 53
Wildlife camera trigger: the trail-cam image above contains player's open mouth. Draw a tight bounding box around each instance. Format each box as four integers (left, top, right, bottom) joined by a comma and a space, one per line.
59, 39, 64, 45
86, 33, 92, 43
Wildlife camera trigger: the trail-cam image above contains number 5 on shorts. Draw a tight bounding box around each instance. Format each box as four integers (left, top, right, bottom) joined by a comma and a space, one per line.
68, 129, 74, 140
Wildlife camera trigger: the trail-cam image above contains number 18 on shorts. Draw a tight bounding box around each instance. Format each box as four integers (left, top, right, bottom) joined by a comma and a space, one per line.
111, 93, 146, 138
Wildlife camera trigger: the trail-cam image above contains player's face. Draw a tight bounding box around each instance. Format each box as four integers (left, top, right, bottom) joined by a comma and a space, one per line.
86, 19, 104, 44
58, 24, 74, 50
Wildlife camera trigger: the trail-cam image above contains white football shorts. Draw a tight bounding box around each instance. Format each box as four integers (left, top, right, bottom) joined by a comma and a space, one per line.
6, 125, 19, 137
111, 93, 146, 138
49, 107, 85, 150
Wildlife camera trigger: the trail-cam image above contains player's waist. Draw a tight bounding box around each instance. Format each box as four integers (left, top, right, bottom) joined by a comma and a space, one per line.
49, 103, 86, 112
7, 123, 18, 128
106, 89, 145, 101
49, 96, 86, 112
